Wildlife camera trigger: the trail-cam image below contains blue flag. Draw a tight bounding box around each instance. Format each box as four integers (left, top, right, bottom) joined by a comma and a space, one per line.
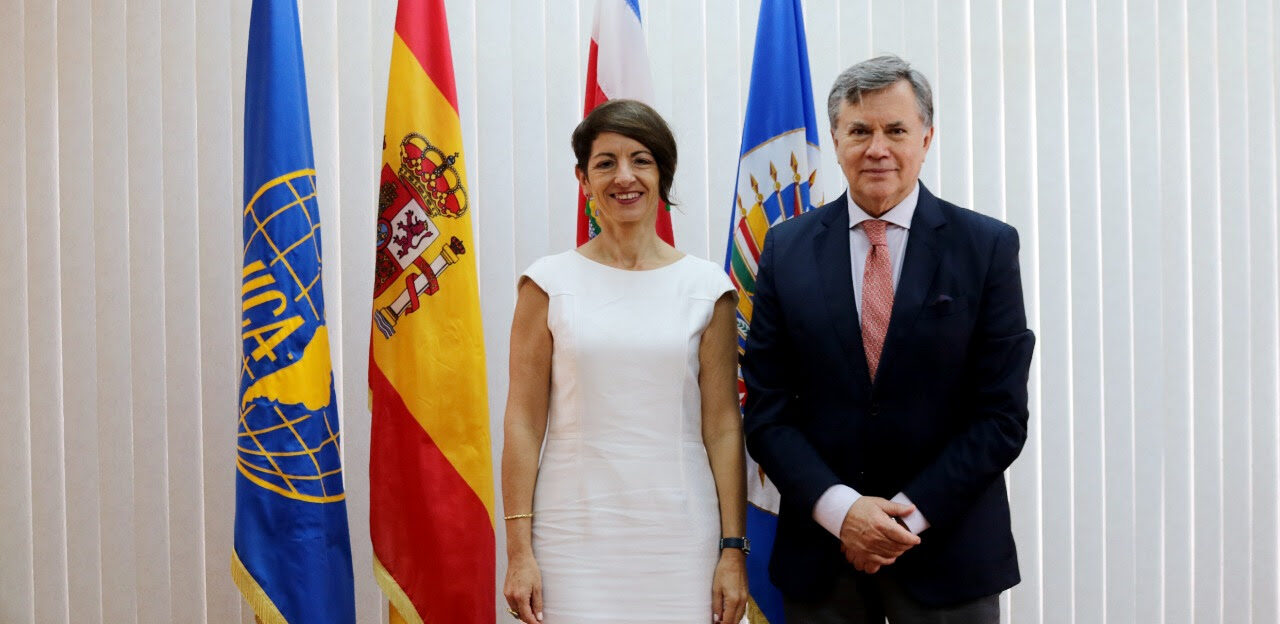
723, 0, 822, 621
232, 1, 356, 622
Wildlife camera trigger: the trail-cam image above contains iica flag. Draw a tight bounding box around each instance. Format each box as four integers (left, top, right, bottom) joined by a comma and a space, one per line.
723, 1, 822, 622
233, 1, 356, 622
576, 0, 673, 246
369, 1, 495, 623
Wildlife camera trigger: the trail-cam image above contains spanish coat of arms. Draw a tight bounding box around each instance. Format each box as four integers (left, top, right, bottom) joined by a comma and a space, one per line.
373, 133, 469, 338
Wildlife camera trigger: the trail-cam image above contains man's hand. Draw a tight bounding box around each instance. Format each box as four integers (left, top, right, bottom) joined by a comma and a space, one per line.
838, 496, 921, 573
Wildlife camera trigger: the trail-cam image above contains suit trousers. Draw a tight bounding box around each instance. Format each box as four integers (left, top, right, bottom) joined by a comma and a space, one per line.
782, 570, 1000, 624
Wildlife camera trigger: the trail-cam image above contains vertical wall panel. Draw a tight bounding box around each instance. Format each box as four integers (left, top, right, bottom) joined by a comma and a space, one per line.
969, 9, 1010, 616
511, 1, 552, 267
1247, 3, 1280, 623
1187, 1, 1226, 621
544, 0, 586, 255
160, 0, 207, 620
473, 2, 518, 607
125, 0, 174, 621
832, 0, 871, 212
646, 0, 671, 131
803, 0, 840, 204
1125, 0, 1167, 621
869, 0, 905, 59
194, 0, 237, 620
667, 2, 712, 257
55, 0, 104, 621
1032, 2, 1075, 622
646, 0, 695, 250
1156, 1, 1196, 622
335, 0, 380, 616
1095, 0, 1137, 621
706, 0, 743, 264
24, 0, 72, 621
1064, 2, 1106, 621
934, 0, 971, 206
901, 0, 940, 193
0, 0, 35, 622
93, 0, 139, 620
1001, 0, 1043, 620
1215, 1, 1254, 622
970, 0, 1005, 220
838, 0, 872, 77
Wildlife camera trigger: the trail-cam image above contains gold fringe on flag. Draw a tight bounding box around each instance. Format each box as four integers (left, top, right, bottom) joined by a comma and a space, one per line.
374, 555, 424, 624
231, 550, 288, 624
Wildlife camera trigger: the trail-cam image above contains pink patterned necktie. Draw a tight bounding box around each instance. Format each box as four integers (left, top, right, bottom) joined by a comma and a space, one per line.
861, 219, 893, 381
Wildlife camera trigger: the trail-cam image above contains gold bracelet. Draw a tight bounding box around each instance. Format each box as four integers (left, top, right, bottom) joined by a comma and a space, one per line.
503, 512, 534, 521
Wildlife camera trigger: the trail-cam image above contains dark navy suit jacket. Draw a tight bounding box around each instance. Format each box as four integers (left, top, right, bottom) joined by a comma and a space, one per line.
742, 183, 1035, 607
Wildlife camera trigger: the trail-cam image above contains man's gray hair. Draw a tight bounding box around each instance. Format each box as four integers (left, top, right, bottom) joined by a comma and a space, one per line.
827, 55, 934, 128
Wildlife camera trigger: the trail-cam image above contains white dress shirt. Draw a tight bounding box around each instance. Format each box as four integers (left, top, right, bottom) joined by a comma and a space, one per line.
812, 183, 931, 538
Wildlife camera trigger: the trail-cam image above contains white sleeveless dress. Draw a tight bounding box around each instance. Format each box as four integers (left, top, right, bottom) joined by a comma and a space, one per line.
521, 250, 735, 623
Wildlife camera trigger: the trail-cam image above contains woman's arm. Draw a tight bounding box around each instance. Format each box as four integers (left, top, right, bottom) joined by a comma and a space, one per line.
501, 277, 553, 623
700, 292, 748, 624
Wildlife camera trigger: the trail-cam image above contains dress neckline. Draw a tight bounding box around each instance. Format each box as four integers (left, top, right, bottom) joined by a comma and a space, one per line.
571, 250, 690, 273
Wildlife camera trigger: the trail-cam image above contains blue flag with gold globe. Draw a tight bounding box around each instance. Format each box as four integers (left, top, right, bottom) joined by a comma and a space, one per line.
232, 1, 356, 622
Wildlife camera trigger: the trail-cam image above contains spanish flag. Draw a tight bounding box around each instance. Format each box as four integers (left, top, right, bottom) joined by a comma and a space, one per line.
369, 1, 494, 623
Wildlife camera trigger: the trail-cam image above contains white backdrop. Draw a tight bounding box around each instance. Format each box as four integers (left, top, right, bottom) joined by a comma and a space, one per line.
1, 0, 1278, 623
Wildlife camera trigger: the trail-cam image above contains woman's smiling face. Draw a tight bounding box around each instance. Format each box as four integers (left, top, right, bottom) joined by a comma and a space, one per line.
576, 131, 661, 228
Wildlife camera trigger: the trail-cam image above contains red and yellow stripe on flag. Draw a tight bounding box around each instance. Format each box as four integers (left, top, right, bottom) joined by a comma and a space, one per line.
369, 1, 494, 623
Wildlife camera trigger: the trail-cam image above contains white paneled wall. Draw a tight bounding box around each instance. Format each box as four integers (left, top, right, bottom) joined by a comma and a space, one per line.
1, 1, 1277, 623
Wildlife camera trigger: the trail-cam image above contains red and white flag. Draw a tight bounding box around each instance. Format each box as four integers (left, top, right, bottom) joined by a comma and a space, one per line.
576, 0, 673, 246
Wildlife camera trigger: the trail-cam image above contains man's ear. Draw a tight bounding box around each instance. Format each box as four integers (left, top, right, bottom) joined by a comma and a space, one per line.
921, 125, 935, 151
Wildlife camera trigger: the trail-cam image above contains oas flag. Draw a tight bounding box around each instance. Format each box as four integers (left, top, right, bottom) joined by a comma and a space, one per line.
368, 1, 495, 623
724, 0, 823, 622
233, 1, 356, 623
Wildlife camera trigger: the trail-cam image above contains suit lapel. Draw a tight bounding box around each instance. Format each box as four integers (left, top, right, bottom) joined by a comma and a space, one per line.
878, 184, 945, 382
814, 195, 870, 383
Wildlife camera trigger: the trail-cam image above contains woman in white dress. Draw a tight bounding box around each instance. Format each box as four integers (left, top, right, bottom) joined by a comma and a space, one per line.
501, 99, 748, 624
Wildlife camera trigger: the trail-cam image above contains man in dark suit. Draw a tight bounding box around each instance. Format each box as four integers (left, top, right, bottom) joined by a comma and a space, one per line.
742, 55, 1035, 623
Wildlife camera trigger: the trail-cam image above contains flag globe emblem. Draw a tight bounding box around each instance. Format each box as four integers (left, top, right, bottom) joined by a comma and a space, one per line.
239, 169, 346, 505
237, 395, 345, 504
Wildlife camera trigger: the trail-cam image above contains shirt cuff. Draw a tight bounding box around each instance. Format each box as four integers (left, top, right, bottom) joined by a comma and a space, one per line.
891, 492, 930, 534
813, 484, 861, 538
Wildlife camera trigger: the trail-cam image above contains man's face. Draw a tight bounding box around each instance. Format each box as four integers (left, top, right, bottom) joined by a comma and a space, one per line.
831, 80, 934, 217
